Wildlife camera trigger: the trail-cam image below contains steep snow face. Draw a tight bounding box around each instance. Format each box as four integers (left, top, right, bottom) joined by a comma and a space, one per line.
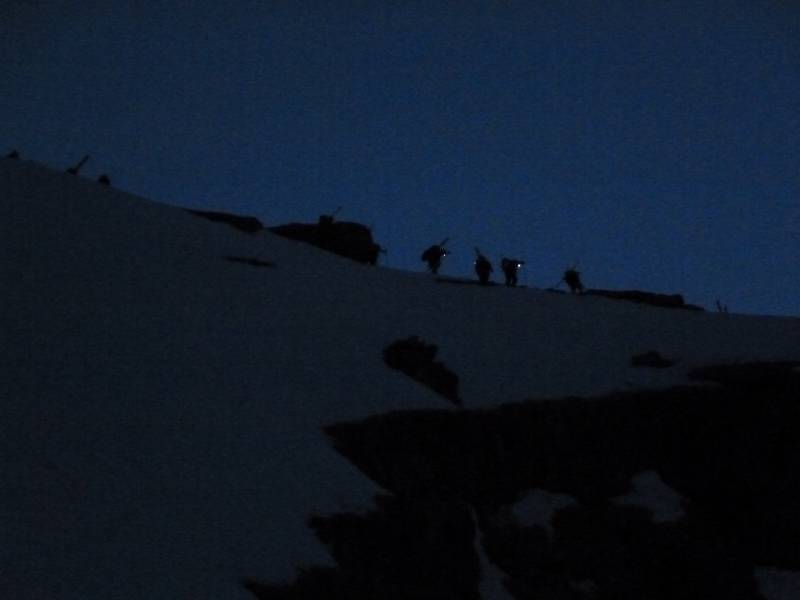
2, 159, 799, 599
1, 161, 445, 599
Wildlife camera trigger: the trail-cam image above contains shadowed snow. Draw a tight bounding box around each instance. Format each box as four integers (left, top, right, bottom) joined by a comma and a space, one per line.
3, 159, 800, 599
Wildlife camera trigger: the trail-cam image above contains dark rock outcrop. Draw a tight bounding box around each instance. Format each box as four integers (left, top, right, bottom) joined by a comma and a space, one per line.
269, 220, 382, 265
383, 336, 461, 405
248, 362, 800, 599
224, 256, 276, 268
245, 494, 479, 600
586, 289, 704, 311
631, 351, 676, 368
689, 361, 800, 391
186, 209, 264, 233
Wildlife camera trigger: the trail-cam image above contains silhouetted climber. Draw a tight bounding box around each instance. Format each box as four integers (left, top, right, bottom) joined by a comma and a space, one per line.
474, 248, 493, 285
5, 150, 19, 159
564, 267, 584, 294
501, 258, 524, 287
66, 155, 89, 175
97, 174, 111, 186
421, 238, 449, 274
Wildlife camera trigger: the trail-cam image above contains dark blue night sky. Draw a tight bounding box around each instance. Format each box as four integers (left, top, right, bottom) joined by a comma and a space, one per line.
3, 1, 798, 315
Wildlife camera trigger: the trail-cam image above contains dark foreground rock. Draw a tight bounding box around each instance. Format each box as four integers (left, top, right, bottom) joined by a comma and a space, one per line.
383, 336, 461, 405
247, 362, 800, 599
689, 361, 800, 391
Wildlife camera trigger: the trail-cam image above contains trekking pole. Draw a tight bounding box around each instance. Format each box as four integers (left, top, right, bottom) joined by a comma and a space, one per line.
554, 262, 580, 289
67, 155, 89, 175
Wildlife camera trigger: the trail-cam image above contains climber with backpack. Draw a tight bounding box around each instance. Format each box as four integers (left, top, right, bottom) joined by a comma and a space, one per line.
563, 266, 585, 294
421, 238, 450, 274
500, 258, 524, 287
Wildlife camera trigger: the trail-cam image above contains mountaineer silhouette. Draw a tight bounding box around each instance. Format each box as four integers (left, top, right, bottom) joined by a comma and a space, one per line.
474, 248, 493, 285
421, 238, 449, 274
501, 258, 524, 287
564, 267, 585, 294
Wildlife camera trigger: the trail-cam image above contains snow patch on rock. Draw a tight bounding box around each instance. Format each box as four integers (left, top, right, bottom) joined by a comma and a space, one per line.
613, 470, 686, 523
511, 489, 579, 537
471, 509, 515, 600
756, 568, 800, 600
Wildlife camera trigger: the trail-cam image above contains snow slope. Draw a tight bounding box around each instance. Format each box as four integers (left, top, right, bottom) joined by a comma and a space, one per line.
2, 159, 799, 599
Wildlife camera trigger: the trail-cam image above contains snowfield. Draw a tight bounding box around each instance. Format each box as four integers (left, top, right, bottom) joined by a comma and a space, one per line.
2, 159, 799, 599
